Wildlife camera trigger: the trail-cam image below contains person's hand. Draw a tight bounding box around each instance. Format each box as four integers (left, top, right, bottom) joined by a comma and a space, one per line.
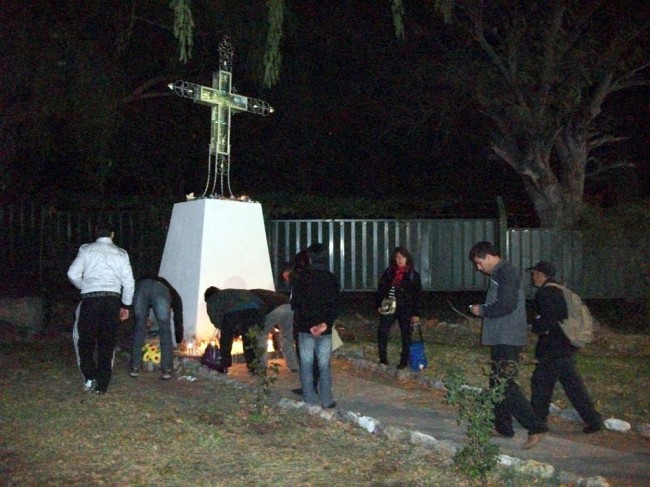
119, 307, 130, 321
310, 322, 327, 336
468, 304, 480, 317
411, 316, 420, 325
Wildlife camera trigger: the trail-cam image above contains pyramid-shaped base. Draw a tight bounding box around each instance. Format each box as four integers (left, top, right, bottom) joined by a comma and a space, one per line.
159, 199, 274, 342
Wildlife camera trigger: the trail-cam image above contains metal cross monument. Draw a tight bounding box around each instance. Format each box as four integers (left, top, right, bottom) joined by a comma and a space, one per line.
169, 36, 273, 198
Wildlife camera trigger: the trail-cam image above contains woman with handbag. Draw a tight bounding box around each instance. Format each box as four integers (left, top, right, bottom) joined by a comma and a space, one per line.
376, 247, 422, 368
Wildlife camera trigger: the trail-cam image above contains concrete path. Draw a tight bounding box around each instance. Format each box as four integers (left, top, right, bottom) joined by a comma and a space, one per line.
226, 359, 650, 487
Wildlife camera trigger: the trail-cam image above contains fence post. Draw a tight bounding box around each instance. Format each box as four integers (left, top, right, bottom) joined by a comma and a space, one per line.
496, 196, 508, 258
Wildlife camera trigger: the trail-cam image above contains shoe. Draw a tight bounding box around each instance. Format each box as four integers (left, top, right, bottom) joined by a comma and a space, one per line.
583, 423, 603, 434
291, 388, 303, 395
397, 362, 408, 370
324, 402, 337, 409
522, 432, 544, 449
379, 358, 388, 365
490, 429, 514, 439
83, 379, 96, 392
94, 387, 106, 395
161, 369, 176, 380
128, 367, 139, 378
215, 365, 228, 374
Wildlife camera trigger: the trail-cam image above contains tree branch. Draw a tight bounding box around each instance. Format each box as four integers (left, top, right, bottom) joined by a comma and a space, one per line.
586, 161, 636, 179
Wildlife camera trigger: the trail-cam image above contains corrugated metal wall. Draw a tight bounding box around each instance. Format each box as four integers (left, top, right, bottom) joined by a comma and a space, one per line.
1, 203, 645, 299
268, 219, 496, 292
508, 229, 584, 297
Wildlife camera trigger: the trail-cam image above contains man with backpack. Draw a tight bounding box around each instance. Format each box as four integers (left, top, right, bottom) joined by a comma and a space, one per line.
527, 261, 603, 434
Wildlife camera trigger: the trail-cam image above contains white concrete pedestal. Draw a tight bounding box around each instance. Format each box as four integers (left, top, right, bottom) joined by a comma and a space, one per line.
158, 198, 274, 342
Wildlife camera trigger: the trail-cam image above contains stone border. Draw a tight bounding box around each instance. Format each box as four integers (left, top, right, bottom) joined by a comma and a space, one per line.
178, 358, 610, 487
337, 352, 644, 436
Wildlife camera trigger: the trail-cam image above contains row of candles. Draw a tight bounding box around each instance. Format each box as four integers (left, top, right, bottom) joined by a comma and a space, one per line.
180, 334, 276, 357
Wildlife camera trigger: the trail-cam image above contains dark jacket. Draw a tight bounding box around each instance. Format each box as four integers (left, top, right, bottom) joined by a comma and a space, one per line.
291, 265, 340, 334
480, 259, 528, 346
375, 265, 421, 316
250, 289, 289, 315
205, 289, 263, 328
532, 278, 575, 359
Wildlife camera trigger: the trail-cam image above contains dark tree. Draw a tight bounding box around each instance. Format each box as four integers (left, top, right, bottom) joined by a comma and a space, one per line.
427, 0, 649, 228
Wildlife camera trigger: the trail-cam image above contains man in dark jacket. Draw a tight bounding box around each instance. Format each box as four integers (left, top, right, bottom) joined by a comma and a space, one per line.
291, 243, 340, 408
469, 241, 548, 449
527, 261, 603, 434
204, 287, 264, 373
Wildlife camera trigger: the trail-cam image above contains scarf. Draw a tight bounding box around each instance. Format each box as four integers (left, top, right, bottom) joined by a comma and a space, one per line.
391, 265, 408, 288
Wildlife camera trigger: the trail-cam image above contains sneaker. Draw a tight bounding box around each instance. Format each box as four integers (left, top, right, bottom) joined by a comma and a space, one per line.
291, 388, 303, 395
324, 402, 337, 409
161, 369, 176, 380
94, 387, 106, 395
83, 379, 96, 392
128, 367, 139, 378
522, 432, 544, 449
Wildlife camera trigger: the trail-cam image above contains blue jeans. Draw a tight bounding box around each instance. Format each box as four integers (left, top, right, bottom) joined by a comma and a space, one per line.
132, 279, 174, 371
258, 304, 299, 370
299, 332, 333, 407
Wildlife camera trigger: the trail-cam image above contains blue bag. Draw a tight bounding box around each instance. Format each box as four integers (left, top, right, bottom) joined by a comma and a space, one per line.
409, 323, 428, 371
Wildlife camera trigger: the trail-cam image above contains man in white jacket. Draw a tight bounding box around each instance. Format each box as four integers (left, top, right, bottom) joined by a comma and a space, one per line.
68, 222, 135, 394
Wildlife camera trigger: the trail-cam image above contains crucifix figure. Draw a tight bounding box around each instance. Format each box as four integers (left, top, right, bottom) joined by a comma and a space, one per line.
169, 36, 274, 198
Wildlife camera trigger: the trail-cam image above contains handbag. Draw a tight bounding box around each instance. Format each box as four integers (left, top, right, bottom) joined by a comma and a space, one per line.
379, 296, 397, 315
409, 322, 428, 371
200, 332, 222, 370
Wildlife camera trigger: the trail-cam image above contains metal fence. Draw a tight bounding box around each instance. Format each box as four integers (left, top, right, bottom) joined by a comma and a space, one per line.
268, 219, 497, 292
0, 202, 645, 299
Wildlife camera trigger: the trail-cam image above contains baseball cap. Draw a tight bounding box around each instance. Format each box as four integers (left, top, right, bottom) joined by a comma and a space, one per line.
525, 261, 556, 277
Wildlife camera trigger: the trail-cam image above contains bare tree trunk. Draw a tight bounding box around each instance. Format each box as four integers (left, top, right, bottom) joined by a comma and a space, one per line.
495, 138, 585, 229
523, 178, 583, 229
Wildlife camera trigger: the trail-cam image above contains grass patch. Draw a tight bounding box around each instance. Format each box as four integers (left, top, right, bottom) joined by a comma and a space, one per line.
337, 292, 650, 427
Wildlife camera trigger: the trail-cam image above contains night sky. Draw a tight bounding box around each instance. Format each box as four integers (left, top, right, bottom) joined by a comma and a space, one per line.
2, 1, 648, 224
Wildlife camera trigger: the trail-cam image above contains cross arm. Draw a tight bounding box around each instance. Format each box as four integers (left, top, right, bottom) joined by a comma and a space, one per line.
168, 81, 273, 116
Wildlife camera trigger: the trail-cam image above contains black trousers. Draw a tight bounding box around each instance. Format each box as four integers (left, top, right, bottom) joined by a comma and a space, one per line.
219, 308, 263, 368
490, 345, 548, 436
74, 296, 121, 392
530, 355, 602, 428
377, 311, 411, 365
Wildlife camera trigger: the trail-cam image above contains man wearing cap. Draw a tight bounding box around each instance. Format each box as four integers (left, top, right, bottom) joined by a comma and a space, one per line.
527, 261, 603, 434
468, 241, 548, 449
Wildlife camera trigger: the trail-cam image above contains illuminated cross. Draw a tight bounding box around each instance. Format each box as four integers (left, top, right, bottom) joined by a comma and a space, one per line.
169, 36, 273, 198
